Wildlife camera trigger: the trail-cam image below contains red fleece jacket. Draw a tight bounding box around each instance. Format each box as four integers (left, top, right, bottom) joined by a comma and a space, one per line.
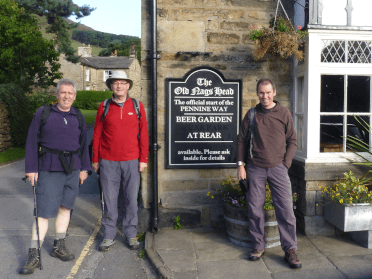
92, 98, 149, 163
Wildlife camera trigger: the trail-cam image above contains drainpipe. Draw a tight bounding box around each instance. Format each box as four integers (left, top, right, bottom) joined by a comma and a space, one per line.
150, 0, 159, 233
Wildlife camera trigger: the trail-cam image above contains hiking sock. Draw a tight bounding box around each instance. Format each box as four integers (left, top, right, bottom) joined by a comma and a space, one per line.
31, 239, 43, 249
56, 232, 67, 240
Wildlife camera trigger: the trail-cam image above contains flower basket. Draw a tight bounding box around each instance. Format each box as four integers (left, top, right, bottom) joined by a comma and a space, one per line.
248, 14, 308, 61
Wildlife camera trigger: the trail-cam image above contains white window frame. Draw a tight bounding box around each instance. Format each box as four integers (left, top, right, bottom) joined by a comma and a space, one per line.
294, 29, 372, 163
86, 69, 90, 81
103, 70, 113, 81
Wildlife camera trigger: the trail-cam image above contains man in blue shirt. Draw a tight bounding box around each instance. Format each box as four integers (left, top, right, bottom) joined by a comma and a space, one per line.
20, 79, 91, 275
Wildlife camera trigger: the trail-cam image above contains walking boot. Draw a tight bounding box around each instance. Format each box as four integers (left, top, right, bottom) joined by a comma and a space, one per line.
248, 249, 265, 261
50, 238, 75, 261
19, 248, 40, 275
284, 248, 302, 269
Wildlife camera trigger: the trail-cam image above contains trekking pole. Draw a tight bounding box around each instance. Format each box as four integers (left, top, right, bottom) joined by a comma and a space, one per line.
22, 176, 43, 270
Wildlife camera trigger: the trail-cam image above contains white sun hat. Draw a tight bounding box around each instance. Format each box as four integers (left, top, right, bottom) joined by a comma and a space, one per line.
105, 71, 133, 90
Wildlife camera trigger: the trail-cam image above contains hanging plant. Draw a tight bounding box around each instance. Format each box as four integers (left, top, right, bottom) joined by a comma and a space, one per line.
248, 13, 308, 61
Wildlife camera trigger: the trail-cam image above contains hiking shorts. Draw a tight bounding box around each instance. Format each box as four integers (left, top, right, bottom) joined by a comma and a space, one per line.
36, 170, 80, 218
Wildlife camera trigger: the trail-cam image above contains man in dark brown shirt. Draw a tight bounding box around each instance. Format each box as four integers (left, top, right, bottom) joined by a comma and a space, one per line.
237, 79, 301, 269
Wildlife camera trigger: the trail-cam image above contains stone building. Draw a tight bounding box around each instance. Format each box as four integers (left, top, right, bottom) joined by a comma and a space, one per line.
139, 0, 372, 238
140, 0, 296, 230
58, 45, 141, 98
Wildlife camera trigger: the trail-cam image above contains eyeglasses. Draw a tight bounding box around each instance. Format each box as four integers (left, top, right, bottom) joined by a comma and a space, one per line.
112, 81, 128, 86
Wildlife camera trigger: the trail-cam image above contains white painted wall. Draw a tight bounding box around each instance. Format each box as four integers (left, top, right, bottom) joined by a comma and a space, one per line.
353, 0, 372, 26
322, 0, 347, 26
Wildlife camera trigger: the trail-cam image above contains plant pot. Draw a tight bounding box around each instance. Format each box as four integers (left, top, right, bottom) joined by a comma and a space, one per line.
324, 201, 372, 232
223, 203, 280, 248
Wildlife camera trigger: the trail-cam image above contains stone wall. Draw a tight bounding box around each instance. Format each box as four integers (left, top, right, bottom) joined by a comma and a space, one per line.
58, 54, 84, 91
141, 0, 295, 227
0, 102, 11, 152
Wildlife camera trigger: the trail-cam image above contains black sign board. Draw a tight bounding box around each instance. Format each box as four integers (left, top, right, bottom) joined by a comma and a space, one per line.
166, 66, 242, 169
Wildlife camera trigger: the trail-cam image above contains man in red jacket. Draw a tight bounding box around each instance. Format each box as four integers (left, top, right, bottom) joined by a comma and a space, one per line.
92, 71, 148, 251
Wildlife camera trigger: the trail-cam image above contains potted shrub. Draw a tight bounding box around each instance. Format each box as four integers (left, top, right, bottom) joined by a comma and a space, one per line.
322, 171, 372, 232
208, 176, 298, 248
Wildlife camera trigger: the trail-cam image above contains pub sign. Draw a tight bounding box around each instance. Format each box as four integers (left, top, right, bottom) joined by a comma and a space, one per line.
166, 66, 242, 168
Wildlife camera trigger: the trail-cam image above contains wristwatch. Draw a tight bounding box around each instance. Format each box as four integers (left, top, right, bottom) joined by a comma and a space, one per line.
81, 170, 89, 173
237, 161, 244, 166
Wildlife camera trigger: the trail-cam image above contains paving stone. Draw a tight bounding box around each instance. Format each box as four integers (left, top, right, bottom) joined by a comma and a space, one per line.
156, 249, 197, 272
190, 228, 228, 243
194, 240, 246, 261
271, 268, 347, 279
295, 233, 319, 252
326, 254, 372, 279
263, 249, 335, 273
309, 235, 372, 257
172, 270, 198, 279
197, 259, 272, 279
154, 229, 193, 250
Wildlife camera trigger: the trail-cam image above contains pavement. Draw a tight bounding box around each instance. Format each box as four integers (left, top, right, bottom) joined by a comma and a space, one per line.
145, 227, 372, 279
0, 126, 157, 279
2, 125, 372, 278
2, 158, 372, 279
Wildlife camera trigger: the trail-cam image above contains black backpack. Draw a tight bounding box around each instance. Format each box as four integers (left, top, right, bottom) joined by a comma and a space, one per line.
243, 107, 256, 165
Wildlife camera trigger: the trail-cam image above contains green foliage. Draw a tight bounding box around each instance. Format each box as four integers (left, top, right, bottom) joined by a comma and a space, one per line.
136, 232, 146, 242
0, 147, 25, 164
321, 171, 372, 205
139, 249, 145, 258
0, 0, 62, 91
249, 30, 263, 41
73, 90, 112, 110
72, 30, 140, 49
346, 116, 372, 185
173, 215, 182, 230
80, 110, 97, 126
209, 176, 298, 211
98, 39, 141, 63
0, 84, 33, 146
27, 91, 57, 113
14, 0, 95, 62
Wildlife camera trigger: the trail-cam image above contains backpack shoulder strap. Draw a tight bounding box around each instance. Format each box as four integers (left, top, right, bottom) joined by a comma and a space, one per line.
74, 107, 84, 130
38, 105, 53, 145
131, 98, 141, 138
248, 107, 256, 158
131, 98, 141, 119
40, 104, 53, 129
101, 98, 111, 126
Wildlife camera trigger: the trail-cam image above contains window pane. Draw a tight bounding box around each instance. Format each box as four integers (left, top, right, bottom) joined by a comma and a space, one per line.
347, 76, 370, 113
320, 115, 344, 153
321, 40, 345, 63
297, 77, 304, 113
321, 75, 344, 113
296, 115, 303, 151
348, 41, 372, 64
346, 115, 369, 152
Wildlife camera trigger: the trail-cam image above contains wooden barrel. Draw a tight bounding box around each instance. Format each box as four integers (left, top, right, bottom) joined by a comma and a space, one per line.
223, 203, 280, 248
